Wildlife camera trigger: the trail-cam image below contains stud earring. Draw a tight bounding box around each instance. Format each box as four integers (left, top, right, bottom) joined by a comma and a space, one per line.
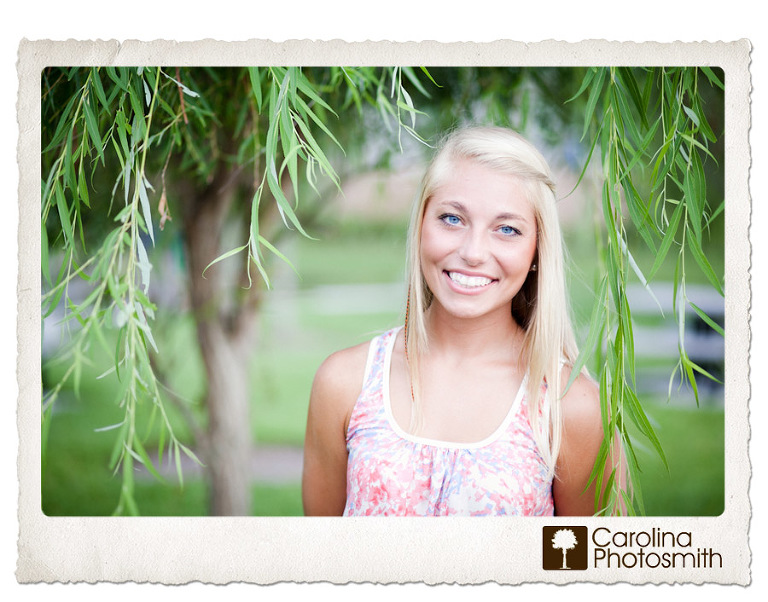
530, 264, 537, 272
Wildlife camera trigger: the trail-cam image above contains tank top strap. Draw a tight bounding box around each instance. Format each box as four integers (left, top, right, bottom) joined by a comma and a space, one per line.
360, 327, 402, 395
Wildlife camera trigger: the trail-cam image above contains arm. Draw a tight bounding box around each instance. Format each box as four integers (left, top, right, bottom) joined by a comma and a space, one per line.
301, 344, 367, 516
552, 370, 628, 516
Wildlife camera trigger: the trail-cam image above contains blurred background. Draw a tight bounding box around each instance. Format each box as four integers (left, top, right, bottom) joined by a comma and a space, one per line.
41, 67, 724, 517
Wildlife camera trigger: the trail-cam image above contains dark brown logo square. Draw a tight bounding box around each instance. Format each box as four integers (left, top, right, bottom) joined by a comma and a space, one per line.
542, 526, 588, 570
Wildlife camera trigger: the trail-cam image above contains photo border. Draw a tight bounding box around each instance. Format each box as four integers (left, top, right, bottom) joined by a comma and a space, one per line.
17, 38, 752, 585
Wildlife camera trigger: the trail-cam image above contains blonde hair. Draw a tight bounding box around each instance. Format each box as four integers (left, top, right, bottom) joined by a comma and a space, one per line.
404, 126, 581, 475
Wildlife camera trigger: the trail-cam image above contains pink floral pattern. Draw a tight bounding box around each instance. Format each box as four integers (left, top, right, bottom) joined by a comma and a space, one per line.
344, 328, 555, 516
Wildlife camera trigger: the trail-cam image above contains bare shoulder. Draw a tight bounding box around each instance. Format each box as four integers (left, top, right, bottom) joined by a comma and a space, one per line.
310, 340, 372, 424
314, 340, 371, 394
556, 365, 604, 469
559, 366, 601, 434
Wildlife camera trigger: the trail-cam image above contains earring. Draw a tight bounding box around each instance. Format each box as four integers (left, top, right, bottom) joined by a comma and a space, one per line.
530, 264, 537, 272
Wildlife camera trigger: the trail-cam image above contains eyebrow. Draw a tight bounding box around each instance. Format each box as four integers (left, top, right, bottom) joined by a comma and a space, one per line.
437, 200, 531, 224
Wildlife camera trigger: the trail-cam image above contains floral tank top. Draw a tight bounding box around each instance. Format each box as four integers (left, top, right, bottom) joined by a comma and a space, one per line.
343, 327, 555, 516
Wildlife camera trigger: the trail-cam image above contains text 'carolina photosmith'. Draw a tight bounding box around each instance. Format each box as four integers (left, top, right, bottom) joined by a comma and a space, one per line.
591, 527, 723, 569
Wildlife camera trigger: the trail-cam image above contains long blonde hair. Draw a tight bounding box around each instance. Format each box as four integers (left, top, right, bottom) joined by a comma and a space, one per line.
404, 126, 581, 475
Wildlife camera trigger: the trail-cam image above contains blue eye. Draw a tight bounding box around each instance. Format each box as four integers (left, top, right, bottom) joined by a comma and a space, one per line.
499, 225, 519, 236
441, 214, 461, 226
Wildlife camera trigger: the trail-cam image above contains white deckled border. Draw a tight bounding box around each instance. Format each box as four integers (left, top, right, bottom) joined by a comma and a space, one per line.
16, 38, 752, 585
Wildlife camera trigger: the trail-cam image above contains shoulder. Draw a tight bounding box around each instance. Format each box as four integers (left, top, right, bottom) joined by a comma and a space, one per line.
312, 339, 371, 401
556, 365, 603, 463
313, 340, 371, 396
558, 366, 601, 431
309, 337, 375, 427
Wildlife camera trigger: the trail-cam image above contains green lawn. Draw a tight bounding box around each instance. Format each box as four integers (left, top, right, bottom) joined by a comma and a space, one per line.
627, 401, 724, 516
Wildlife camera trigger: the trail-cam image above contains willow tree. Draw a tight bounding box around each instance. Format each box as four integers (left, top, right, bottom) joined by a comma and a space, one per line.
41, 66, 432, 515
567, 66, 725, 514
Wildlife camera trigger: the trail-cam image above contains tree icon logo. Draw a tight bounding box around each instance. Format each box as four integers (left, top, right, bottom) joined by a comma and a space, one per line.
542, 526, 588, 570
551, 529, 578, 569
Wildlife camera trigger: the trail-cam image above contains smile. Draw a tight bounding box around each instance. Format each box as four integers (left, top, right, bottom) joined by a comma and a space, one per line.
447, 271, 495, 288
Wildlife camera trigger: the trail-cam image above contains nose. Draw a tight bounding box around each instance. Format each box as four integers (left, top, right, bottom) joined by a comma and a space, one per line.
458, 228, 489, 266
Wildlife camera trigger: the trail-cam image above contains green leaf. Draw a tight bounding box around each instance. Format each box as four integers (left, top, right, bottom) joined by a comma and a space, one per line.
41, 224, 50, 287
688, 300, 725, 336
106, 66, 130, 93
295, 95, 344, 154
682, 104, 700, 128
142, 78, 152, 107
54, 184, 73, 247
599, 469, 616, 512
649, 198, 685, 281
623, 386, 669, 471
249, 253, 272, 289
700, 66, 725, 90
157, 422, 166, 468
136, 235, 152, 293
107, 419, 130, 471
686, 230, 724, 296
90, 67, 110, 110
160, 69, 200, 98
76, 161, 91, 210
611, 83, 643, 148
131, 434, 165, 482
418, 66, 440, 89
178, 442, 205, 467
566, 276, 608, 395
566, 67, 597, 104
259, 235, 299, 278
683, 149, 706, 244
562, 117, 604, 200
617, 67, 648, 128
174, 443, 183, 489
202, 243, 248, 278
267, 162, 312, 237
43, 93, 79, 154
248, 67, 263, 111
687, 353, 723, 383
585, 437, 609, 493
681, 352, 701, 406
278, 100, 298, 193
582, 67, 606, 141
401, 66, 433, 98
619, 291, 636, 386
138, 176, 155, 245
291, 104, 342, 183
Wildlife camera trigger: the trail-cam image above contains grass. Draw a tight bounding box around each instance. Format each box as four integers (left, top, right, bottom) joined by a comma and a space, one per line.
629, 400, 725, 516
41, 215, 725, 517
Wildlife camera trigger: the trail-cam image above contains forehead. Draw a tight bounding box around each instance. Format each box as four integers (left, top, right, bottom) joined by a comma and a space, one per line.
428, 158, 535, 218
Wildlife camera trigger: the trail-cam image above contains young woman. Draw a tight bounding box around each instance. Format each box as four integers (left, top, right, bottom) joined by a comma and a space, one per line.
302, 126, 624, 516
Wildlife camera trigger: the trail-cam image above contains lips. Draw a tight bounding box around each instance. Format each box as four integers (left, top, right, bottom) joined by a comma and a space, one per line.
446, 271, 495, 289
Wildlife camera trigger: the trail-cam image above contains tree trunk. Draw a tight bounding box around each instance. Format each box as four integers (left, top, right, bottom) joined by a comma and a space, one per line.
196, 316, 254, 516
181, 160, 259, 516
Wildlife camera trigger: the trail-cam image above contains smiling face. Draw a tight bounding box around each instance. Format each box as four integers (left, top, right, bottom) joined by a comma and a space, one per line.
419, 158, 538, 325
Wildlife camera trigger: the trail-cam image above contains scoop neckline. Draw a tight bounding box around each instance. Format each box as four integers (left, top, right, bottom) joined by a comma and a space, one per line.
382, 326, 527, 450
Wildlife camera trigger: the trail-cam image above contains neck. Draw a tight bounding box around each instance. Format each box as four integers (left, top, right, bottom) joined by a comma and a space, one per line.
423, 304, 526, 362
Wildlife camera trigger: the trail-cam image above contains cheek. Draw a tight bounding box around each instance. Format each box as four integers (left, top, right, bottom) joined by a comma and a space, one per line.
501, 239, 538, 275
419, 223, 448, 266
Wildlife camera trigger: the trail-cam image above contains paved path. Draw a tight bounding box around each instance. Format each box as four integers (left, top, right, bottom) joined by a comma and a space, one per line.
143, 445, 304, 485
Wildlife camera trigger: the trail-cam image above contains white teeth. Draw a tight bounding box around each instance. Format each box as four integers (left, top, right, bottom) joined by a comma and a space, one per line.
448, 272, 493, 288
